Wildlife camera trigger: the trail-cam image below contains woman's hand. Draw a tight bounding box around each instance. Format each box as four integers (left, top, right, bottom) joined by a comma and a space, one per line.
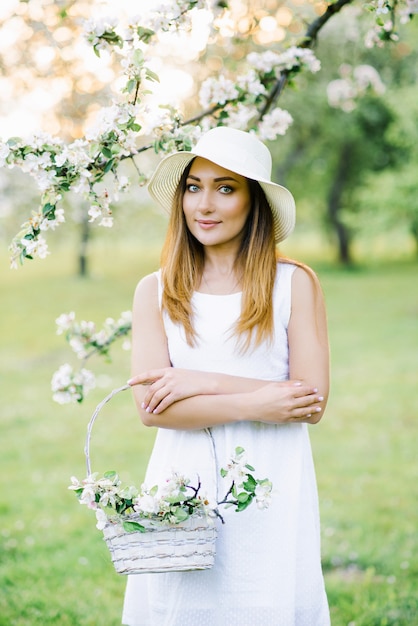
128, 368, 216, 414
248, 381, 324, 424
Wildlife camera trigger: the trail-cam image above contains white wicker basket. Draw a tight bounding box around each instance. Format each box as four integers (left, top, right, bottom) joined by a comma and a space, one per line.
103, 514, 217, 574
84, 385, 218, 575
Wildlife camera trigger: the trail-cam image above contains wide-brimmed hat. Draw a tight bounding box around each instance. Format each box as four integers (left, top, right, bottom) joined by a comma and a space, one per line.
147, 126, 296, 243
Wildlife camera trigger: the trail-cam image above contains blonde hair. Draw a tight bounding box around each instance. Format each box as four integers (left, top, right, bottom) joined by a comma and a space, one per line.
160, 162, 292, 348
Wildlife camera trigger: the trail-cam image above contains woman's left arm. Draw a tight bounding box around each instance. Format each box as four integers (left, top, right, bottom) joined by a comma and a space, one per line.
287, 266, 330, 423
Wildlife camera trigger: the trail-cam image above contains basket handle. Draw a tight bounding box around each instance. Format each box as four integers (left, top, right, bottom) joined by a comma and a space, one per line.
84, 385, 217, 496
84, 384, 131, 476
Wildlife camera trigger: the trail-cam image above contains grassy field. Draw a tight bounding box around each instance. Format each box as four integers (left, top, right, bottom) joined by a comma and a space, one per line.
0, 240, 417, 625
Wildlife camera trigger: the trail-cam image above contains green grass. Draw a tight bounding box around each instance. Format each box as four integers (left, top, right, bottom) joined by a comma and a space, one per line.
0, 242, 417, 625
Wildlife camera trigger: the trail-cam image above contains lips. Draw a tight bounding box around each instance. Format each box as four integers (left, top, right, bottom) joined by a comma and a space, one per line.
196, 220, 220, 229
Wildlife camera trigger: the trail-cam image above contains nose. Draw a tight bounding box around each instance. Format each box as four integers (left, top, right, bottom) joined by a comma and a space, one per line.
196, 189, 214, 213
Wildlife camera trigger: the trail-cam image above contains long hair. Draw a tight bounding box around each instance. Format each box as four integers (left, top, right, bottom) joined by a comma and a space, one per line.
160, 161, 279, 348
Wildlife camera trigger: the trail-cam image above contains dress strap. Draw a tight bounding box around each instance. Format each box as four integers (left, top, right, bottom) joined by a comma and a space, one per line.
154, 269, 163, 310
274, 262, 297, 329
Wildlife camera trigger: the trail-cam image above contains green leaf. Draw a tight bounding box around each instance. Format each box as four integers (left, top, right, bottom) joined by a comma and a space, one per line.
242, 475, 257, 492
174, 508, 189, 522
136, 27, 155, 44
103, 470, 118, 480
124, 79, 137, 94
42, 203, 55, 217
132, 48, 144, 67
145, 68, 160, 83
235, 446, 245, 456
103, 158, 115, 174
245, 463, 255, 472
236, 499, 252, 512
220, 468, 227, 478
236, 492, 249, 503
122, 520, 146, 533
101, 146, 113, 159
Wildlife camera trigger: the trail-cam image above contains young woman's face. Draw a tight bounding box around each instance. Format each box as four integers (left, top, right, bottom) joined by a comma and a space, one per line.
182, 157, 252, 250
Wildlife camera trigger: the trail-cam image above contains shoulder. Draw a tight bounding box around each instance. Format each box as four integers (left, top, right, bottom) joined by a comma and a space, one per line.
133, 272, 160, 307
292, 264, 320, 291
290, 264, 326, 320
276, 259, 320, 291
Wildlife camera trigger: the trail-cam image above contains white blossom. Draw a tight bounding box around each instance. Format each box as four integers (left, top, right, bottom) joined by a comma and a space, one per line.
70, 172, 91, 195
224, 103, 256, 130
199, 76, 239, 108
83, 16, 119, 51
222, 450, 249, 487
353, 64, 385, 95
237, 70, 267, 97
69, 337, 88, 359
56, 312, 76, 335
257, 108, 293, 141
23, 235, 50, 260
255, 481, 273, 509
39, 208, 65, 231
247, 50, 282, 74
95, 508, 108, 530
0, 142, 10, 166
327, 79, 357, 111
374, 0, 390, 15
135, 493, 160, 515
88, 205, 102, 223
51, 364, 96, 404
327, 64, 385, 110
54, 140, 92, 169
247, 47, 320, 76
99, 216, 113, 227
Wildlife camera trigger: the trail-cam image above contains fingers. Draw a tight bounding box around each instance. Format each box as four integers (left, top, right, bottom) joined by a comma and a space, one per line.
127, 370, 162, 386
291, 390, 324, 421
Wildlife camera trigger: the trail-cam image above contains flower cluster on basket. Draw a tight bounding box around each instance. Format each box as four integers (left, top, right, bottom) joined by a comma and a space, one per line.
69, 446, 273, 532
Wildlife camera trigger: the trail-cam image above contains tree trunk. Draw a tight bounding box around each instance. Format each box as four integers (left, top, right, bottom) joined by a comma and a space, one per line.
411, 219, 418, 257
78, 211, 90, 277
327, 144, 353, 265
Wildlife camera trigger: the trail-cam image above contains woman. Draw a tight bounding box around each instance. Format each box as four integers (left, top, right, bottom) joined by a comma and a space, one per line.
122, 126, 330, 626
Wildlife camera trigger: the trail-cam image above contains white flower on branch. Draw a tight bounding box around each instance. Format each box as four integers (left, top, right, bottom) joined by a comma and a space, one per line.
247, 47, 321, 77
223, 103, 257, 130
0, 142, 10, 166
237, 70, 267, 98
327, 64, 385, 110
199, 76, 239, 108
56, 312, 76, 335
257, 108, 293, 141
39, 208, 65, 231
22, 235, 50, 260
51, 363, 96, 404
255, 480, 273, 510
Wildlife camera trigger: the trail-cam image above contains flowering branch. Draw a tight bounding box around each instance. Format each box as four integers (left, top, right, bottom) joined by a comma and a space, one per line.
51, 311, 132, 404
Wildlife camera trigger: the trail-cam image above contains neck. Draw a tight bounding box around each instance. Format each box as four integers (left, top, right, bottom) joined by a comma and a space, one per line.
199, 259, 241, 295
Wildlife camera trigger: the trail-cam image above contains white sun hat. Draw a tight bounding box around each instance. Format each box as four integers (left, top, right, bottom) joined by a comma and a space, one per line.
147, 126, 296, 243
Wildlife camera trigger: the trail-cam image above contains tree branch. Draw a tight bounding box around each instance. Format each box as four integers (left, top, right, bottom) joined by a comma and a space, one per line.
300, 0, 355, 49
258, 0, 355, 120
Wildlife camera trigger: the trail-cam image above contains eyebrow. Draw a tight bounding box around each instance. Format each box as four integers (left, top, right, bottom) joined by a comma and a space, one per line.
187, 174, 240, 183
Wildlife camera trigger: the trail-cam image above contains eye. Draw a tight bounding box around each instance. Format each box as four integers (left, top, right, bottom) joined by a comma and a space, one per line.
219, 185, 233, 194
186, 184, 200, 193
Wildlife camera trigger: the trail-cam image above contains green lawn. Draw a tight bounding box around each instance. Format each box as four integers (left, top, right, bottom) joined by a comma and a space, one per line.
0, 242, 417, 625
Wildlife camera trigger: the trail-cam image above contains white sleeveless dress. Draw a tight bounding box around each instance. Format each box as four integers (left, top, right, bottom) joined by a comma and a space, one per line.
122, 262, 330, 626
